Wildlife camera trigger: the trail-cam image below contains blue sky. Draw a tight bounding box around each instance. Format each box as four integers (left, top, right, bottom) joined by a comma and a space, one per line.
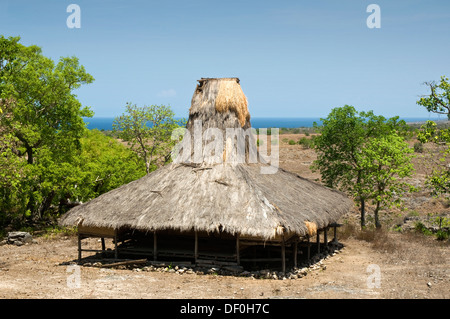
1, 0, 449, 119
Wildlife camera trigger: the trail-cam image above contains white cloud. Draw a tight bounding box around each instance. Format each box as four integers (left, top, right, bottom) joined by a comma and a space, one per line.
157, 89, 177, 98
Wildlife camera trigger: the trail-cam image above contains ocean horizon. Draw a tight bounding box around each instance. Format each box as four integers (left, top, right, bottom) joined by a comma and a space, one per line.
83, 116, 445, 131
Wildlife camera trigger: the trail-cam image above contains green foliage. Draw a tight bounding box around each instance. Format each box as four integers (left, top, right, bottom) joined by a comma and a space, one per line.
0, 36, 95, 225
416, 76, 450, 194
416, 76, 450, 119
312, 105, 415, 228
435, 229, 449, 241
414, 222, 433, 236
288, 139, 296, 145
413, 141, 424, 153
298, 136, 315, 149
0, 36, 146, 229
113, 103, 185, 174
72, 129, 146, 200
416, 120, 450, 195
359, 133, 416, 227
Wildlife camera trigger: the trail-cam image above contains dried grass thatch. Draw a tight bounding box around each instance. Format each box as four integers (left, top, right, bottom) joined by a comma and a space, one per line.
214, 78, 250, 127
188, 78, 251, 132
59, 162, 351, 240
59, 78, 352, 241
304, 221, 318, 236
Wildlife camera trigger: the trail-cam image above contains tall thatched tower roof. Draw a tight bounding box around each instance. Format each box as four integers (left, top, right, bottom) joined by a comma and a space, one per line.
59, 78, 352, 240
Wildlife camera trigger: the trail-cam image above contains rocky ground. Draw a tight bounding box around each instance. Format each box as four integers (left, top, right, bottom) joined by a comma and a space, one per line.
0, 231, 448, 299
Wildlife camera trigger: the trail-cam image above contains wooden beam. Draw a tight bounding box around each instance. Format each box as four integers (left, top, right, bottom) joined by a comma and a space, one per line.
324, 228, 328, 248
102, 258, 147, 268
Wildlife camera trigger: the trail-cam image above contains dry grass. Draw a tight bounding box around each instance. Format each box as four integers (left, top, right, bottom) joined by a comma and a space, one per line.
215, 79, 250, 127
337, 219, 449, 267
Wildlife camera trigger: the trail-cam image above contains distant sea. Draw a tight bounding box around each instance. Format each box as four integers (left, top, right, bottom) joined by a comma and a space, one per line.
83, 117, 444, 130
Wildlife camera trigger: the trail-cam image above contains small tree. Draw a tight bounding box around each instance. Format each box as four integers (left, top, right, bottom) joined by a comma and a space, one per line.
417, 76, 450, 119
312, 105, 413, 228
417, 121, 449, 194
360, 133, 415, 228
416, 76, 450, 195
113, 103, 184, 174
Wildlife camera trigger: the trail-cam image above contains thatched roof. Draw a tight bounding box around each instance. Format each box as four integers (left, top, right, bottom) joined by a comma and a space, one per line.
59, 78, 352, 240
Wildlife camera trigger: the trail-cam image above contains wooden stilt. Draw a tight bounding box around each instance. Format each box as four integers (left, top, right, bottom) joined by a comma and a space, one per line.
114, 231, 118, 259
324, 228, 328, 249
293, 239, 298, 268
330, 222, 342, 244
236, 234, 240, 265
101, 237, 106, 256
307, 235, 311, 264
317, 231, 320, 254
281, 236, 286, 274
153, 231, 157, 261
77, 234, 82, 263
194, 231, 198, 263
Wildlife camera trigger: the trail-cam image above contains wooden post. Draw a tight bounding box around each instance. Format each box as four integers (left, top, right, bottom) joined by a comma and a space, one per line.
333, 225, 338, 243
281, 236, 286, 274
316, 231, 320, 254
324, 227, 328, 249
114, 230, 118, 259
307, 235, 311, 265
77, 234, 82, 263
194, 231, 198, 263
236, 234, 240, 265
293, 239, 298, 269
101, 237, 106, 256
153, 231, 157, 261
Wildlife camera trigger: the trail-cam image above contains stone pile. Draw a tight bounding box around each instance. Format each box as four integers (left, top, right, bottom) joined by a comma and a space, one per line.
81, 244, 345, 280
0, 231, 34, 246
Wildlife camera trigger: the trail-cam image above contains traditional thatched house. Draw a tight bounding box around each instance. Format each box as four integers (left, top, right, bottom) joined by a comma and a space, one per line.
59, 78, 352, 272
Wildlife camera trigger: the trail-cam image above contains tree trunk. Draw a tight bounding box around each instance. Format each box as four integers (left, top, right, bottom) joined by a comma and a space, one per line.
360, 198, 366, 229
38, 190, 56, 220
374, 200, 382, 229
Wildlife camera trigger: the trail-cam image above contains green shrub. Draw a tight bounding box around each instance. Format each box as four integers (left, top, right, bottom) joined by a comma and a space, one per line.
298, 137, 315, 149
414, 222, 432, 235
413, 142, 423, 153
436, 229, 449, 241
288, 140, 296, 145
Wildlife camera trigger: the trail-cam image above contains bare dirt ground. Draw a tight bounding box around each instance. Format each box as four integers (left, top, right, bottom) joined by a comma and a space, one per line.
0, 134, 448, 299
0, 233, 447, 299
